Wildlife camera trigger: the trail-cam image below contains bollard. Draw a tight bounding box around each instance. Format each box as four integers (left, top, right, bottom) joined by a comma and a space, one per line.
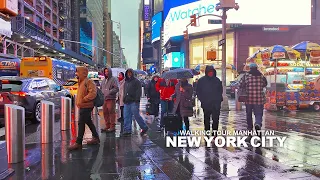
92, 107, 100, 136
5, 104, 25, 164
74, 95, 79, 122
41, 101, 55, 144
235, 89, 243, 111
61, 96, 72, 131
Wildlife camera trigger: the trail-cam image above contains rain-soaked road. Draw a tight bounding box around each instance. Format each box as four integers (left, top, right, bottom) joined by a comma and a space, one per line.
3, 98, 320, 179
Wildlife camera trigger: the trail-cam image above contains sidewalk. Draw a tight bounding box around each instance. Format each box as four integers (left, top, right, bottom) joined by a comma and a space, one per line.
5, 98, 320, 179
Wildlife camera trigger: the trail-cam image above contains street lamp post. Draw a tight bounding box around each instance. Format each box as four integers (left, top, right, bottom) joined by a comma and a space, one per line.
216, 0, 239, 111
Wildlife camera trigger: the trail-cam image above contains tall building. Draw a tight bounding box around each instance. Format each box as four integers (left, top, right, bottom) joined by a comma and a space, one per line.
79, 0, 104, 66
112, 31, 125, 68
103, 0, 113, 67
0, 0, 93, 65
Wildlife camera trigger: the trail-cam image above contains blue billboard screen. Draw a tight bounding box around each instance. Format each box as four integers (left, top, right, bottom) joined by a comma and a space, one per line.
152, 12, 162, 43
163, 0, 198, 19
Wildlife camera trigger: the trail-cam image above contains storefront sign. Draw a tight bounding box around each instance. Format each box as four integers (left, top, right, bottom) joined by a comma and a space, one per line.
0, 18, 12, 37
263, 26, 289, 32
144, 5, 150, 20
272, 52, 285, 59
163, 0, 311, 44
0, 0, 18, 16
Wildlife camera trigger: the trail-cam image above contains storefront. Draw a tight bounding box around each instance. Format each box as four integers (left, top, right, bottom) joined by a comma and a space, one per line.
189, 32, 236, 85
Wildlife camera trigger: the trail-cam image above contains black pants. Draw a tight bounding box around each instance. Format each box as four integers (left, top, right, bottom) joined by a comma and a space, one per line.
176, 105, 190, 131
76, 108, 99, 144
150, 99, 160, 117
203, 104, 221, 131
120, 106, 124, 120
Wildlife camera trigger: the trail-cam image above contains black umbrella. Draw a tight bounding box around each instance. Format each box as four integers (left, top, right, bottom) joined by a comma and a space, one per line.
161, 68, 194, 79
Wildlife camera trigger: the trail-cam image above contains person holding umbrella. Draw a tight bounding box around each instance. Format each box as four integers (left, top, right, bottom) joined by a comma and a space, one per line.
170, 78, 193, 131
156, 68, 178, 131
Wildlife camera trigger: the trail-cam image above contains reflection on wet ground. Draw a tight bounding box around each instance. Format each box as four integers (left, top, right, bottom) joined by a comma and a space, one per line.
3, 99, 320, 179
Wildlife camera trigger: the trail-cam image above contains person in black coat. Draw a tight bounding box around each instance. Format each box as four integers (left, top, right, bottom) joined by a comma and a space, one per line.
196, 65, 223, 134
147, 75, 160, 120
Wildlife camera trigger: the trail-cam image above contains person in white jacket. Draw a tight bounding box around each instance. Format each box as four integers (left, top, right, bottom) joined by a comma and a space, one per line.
118, 72, 125, 122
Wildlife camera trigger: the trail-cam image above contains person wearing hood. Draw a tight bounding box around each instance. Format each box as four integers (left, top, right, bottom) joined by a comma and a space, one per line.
196, 65, 223, 133
68, 66, 100, 151
117, 72, 125, 122
239, 63, 267, 136
122, 69, 149, 136
147, 75, 160, 119
101, 67, 119, 132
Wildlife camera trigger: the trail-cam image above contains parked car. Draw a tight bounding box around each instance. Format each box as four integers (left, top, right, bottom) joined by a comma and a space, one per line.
63, 78, 101, 97
227, 73, 245, 98
0, 76, 71, 124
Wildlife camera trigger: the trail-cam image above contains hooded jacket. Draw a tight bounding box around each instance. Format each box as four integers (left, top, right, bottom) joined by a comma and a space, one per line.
155, 78, 178, 100
123, 69, 142, 104
147, 75, 160, 103
101, 67, 119, 100
76, 66, 97, 108
196, 66, 223, 109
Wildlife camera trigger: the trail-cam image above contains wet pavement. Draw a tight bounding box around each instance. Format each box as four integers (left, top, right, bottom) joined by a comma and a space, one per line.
2, 98, 320, 179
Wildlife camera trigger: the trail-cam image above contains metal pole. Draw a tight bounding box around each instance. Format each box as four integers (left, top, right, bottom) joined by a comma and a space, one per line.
41, 101, 55, 144
5, 104, 25, 163
74, 95, 79, 122
91, 107, 100, 137
60, 96, 71, 131
221, 9, 230, 111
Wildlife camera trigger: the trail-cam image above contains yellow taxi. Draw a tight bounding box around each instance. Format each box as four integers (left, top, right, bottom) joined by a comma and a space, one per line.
63, 78, 102, 97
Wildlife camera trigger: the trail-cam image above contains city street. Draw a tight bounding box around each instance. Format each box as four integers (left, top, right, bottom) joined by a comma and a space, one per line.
1, 98, 320, 179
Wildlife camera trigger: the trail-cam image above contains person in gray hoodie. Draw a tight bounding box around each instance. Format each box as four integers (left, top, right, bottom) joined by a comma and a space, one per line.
101, 67, 119, 132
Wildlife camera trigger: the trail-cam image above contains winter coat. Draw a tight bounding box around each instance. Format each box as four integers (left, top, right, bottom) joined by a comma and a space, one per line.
123, 69, 142, 104
155, 78, 178, 100
239, 69, 267, 105
147, 77, 160, 104
196, 66, 223, 110
118, 79, 125, 106
172, 82, 194, 117
101, 67, 119, 100
76, 66, 97, 108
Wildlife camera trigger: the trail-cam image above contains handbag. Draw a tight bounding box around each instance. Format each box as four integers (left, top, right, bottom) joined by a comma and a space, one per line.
237, 73, 247, 102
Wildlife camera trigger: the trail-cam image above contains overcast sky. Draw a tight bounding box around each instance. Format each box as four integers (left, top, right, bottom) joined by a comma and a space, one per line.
111, 0, 140, 69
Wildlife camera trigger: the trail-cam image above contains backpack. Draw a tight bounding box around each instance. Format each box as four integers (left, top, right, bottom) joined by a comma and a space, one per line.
85, 79, 104, 107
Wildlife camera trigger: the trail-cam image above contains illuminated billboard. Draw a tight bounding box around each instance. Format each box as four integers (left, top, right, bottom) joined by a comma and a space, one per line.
163, 0, 312, 44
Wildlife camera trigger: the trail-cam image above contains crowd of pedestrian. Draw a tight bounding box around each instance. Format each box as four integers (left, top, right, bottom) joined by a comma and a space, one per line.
68, 63, 268, 150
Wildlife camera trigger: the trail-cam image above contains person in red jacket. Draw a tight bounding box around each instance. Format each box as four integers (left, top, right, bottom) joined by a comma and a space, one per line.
156, 74, 178, 131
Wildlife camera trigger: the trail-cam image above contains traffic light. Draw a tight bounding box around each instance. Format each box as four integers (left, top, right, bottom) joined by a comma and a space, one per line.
190, 14, 197, 27
59, 40, 65, 49
183, 30, 188, 40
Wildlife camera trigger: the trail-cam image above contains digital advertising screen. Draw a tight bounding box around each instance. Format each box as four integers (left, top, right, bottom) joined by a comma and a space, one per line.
80, 18, 93, 58
152, 12, 162, 43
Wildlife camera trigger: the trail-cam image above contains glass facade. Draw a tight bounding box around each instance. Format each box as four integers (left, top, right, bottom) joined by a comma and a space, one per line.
189, 32, 235, 85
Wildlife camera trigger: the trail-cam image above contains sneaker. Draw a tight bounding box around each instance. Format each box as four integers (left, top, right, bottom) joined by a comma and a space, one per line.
255, 124, 262, 137
121, 132, 131, 137
68, 143, 82, 151
86, 137, 100, 145
140, 128, 149, 136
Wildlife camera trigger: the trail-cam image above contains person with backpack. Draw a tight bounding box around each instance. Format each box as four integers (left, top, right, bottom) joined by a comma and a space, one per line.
101, 67, 119, 133
122, 69, 149, 137
68, 66, 100, 151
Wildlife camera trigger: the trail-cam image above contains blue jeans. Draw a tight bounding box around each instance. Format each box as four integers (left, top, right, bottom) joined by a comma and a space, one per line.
123, 102, 148, 133
160, 100, 174, 127
245, 104, 264, 130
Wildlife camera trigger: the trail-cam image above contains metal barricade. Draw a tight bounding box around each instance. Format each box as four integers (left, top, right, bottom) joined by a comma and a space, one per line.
61, 96, 72, 131
235, 89, 243, 111
5, 104, 25, 164
41, 101, 55, 144
74, 95, 79, 122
